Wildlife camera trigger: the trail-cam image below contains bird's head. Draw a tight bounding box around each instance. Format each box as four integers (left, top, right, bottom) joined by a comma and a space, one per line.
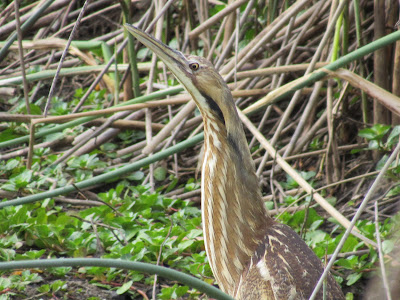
124, 24, 239, 132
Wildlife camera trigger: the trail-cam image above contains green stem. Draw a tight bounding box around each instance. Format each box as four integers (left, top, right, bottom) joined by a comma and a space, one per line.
341, 2, 349, 56
0, 40, 105, 49
0, 0, 55, 61
263, 29, 400, 108
353, 0, 362, 47
0, 133, 203, 208
0, 258, 233, 300
353, 0, 368, 124
331, 2, 344, 62
0, 87, 183, 149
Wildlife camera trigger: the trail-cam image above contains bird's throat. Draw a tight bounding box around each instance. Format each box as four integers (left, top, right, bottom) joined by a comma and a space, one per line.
200, 114, 271, 295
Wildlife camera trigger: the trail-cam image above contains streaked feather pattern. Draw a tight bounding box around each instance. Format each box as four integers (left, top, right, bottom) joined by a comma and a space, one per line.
122, 26, 345, 299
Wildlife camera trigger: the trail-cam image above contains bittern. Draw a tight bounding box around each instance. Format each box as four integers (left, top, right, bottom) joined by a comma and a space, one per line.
125, 24, 345, 300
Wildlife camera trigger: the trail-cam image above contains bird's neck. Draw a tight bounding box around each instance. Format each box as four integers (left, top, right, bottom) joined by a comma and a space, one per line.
200, 111, 272, 295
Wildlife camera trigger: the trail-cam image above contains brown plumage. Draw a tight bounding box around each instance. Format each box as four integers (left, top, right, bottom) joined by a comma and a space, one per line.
125, 24, 345, 300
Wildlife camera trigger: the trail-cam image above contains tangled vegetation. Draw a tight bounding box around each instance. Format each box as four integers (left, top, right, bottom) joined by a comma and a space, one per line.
1, 0, 400, 299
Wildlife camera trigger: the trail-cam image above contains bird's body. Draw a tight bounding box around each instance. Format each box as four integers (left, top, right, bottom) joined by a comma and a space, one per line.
125, 24, 345, 299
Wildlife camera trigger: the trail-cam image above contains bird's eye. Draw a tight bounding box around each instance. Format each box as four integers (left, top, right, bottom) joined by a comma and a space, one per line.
189, 62, 199, 71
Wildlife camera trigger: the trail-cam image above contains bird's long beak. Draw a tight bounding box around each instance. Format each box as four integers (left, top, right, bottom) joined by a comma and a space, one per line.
124, 24, 194, 92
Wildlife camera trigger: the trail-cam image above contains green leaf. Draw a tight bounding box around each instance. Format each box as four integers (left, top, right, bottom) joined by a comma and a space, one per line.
29, 104, 43, 115
2, 183, 17, 191
300, 171, 316, 181
387, 185, 400, 197
127, 171, 144, 181
165, 176, 179, 193
309, 220, 324, 231
335, 258, 352, 269
117, 280, 133, 294
158, 284, 189, 299
358, 128, 377, 140
3, 159, 20, 171
0, 128, 20, 142
386, 125, 400, 147
154, 167, 167, 181
368, 140, 379, 150
359, 124, 391, 144
346, 272, 362, 286
284, 195, 298, 205
186, 229, 203, 239
101, 143, 118, 151
178, 240, 194, 252
38, 284, 50, 293
50, 280, 66, 292
382, 240, 394, 254
373, 124, 391, 136
340, 235, 359, 253
325, 197, 337, 206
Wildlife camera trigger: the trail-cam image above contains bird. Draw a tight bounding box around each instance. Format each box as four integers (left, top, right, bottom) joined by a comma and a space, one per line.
125, 24, 345, 300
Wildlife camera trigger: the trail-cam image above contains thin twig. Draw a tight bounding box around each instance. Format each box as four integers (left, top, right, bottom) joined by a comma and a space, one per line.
309, 138, 400, 299
45, 0, 91, 116
238, 109, 376, 247
152, 218, 173, 300
374, 201, 392, 300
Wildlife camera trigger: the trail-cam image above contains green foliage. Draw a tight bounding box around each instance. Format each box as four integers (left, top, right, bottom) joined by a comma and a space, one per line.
1, 143, 399, 297
158, 284, 189, 299
0, 270, 42, 292
0, 128, 21, 142
3, 169, 33, 192
275, 204, 399, 287
309, 137, 324, 150
116, 280, 133, 294
184, 178, 201, 192
0, 17, 398, 300
280, 170, 316, 189
0, 154, 207, 296
38, 280, 67, 294
358, 124, 399, 151
72, 88, 108, 109
154, 166, 167, 181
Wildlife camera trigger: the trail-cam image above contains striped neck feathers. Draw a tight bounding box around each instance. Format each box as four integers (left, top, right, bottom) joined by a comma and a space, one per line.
199, 93, 272, 294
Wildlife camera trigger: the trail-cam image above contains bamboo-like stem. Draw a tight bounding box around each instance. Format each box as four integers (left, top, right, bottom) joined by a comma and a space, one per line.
244, 29, 400, 113
0, 258, 233, 300
120, 0, 141, 98
0, 133, 203, 209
